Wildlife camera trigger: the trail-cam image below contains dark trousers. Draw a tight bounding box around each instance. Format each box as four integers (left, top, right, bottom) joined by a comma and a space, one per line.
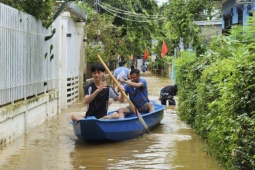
160, 91, 176, 105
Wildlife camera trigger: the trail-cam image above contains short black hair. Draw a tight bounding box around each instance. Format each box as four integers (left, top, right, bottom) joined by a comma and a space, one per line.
119, 61, 125, 67
91, 63, 105, 72
130, 68, 140, 76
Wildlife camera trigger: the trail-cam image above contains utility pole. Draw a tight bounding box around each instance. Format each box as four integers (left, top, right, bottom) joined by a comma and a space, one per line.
94, 0, 100, 13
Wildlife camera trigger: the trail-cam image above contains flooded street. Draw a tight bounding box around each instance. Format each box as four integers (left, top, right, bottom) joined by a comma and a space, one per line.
0, 72, 223, 170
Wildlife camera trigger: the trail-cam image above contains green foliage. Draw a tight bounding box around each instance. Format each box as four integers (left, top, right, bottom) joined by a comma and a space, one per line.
99, 0, 160, 55
164, 56, 173, 63
175, 15, 255, 169
86, 45, 108, 63
175, 51, 202, 124
161, 0, 221, 55
45, 28, 56, 41
1, 0, 54, 27
147, 55, 172, 70
79, 0, 160, 62
79, 2, 123, 63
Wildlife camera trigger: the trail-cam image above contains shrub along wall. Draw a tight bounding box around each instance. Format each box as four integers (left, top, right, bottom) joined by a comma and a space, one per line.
175, 16, 255, 170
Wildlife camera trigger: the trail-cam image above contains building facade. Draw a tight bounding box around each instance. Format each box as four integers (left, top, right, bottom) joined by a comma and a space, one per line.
222, 0, 254, 34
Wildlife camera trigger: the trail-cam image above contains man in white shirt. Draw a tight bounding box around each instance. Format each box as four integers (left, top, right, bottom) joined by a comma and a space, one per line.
114, 61, 130, 86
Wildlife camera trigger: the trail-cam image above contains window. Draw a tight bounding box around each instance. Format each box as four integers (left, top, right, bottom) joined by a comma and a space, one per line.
224, 13, 232, 28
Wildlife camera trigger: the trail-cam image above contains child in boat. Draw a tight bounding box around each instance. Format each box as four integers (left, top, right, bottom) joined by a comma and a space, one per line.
159, 84, 178, 105
117, 68, 154, 118
71, 64, 124, 121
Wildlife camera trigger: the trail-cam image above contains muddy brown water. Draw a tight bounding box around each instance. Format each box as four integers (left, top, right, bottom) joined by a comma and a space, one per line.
0, 72, 223, 170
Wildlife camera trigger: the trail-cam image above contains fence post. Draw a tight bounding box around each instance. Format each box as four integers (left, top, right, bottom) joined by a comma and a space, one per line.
171, 48, 178, 83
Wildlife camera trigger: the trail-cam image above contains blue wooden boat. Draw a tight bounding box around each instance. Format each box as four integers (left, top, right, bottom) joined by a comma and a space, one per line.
71, 101, 165, 141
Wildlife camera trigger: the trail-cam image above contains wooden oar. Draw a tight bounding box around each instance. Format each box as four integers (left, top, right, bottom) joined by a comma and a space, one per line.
96, 54, 150, 133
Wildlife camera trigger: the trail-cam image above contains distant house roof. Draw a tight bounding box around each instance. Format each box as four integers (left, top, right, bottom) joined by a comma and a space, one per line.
195, 20, 222, 41
65, 2, 87, 21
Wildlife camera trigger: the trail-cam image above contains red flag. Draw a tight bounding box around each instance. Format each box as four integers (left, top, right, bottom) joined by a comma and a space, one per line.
143, 49, 150, 60
161, 41, 168, 57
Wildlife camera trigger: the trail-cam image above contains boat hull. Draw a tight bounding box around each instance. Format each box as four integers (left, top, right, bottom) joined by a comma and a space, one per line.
71, 101, 165, 141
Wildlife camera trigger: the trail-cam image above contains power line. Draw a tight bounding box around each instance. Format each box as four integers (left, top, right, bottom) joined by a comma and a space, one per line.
96, 2, 167, 23
94, 0, 101, 13
99, 2, 165, 18
98, 2, 166, 20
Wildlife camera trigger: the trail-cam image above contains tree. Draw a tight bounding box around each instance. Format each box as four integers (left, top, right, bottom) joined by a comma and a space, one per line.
97, 0, 161, 56
162, 0, 221, 54
79, 2, 123, 63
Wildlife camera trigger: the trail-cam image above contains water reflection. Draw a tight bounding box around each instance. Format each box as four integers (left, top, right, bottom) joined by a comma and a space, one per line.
0, 73, 223, 170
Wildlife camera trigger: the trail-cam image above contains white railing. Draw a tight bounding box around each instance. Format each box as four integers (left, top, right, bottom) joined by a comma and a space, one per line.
0, 3, 57, 106
67, 76, 79, 104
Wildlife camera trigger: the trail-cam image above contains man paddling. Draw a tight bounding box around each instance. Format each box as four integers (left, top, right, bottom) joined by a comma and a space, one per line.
117, 68, 154, 118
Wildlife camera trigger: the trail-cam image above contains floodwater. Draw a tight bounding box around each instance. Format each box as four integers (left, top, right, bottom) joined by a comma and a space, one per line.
0, 72, 223, 170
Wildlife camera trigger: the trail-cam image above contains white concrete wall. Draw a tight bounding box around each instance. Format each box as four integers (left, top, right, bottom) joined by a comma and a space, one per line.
195, 20, 222, 42
0, 4, 85, 147
0, 91, 58, 145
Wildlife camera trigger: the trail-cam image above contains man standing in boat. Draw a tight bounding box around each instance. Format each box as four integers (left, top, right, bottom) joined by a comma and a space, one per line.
71, 64, 124, 121
118, 68, 154, 118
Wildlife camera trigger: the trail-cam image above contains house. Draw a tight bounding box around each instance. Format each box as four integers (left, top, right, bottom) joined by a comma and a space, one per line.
222, 0, 253, 34
195, 20, 222, 43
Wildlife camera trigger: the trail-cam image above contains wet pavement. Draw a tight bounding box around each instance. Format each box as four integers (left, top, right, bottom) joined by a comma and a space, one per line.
0, 72, 223, 170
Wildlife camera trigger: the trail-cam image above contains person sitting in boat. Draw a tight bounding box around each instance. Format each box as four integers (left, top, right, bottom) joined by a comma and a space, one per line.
159, 84, 178, 105
71, 63, 124, 121
117, 68, 154, 118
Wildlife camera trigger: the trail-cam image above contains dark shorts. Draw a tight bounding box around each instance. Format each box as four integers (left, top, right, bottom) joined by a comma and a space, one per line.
159, 91, 176, 105
126, 104, 149, 114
